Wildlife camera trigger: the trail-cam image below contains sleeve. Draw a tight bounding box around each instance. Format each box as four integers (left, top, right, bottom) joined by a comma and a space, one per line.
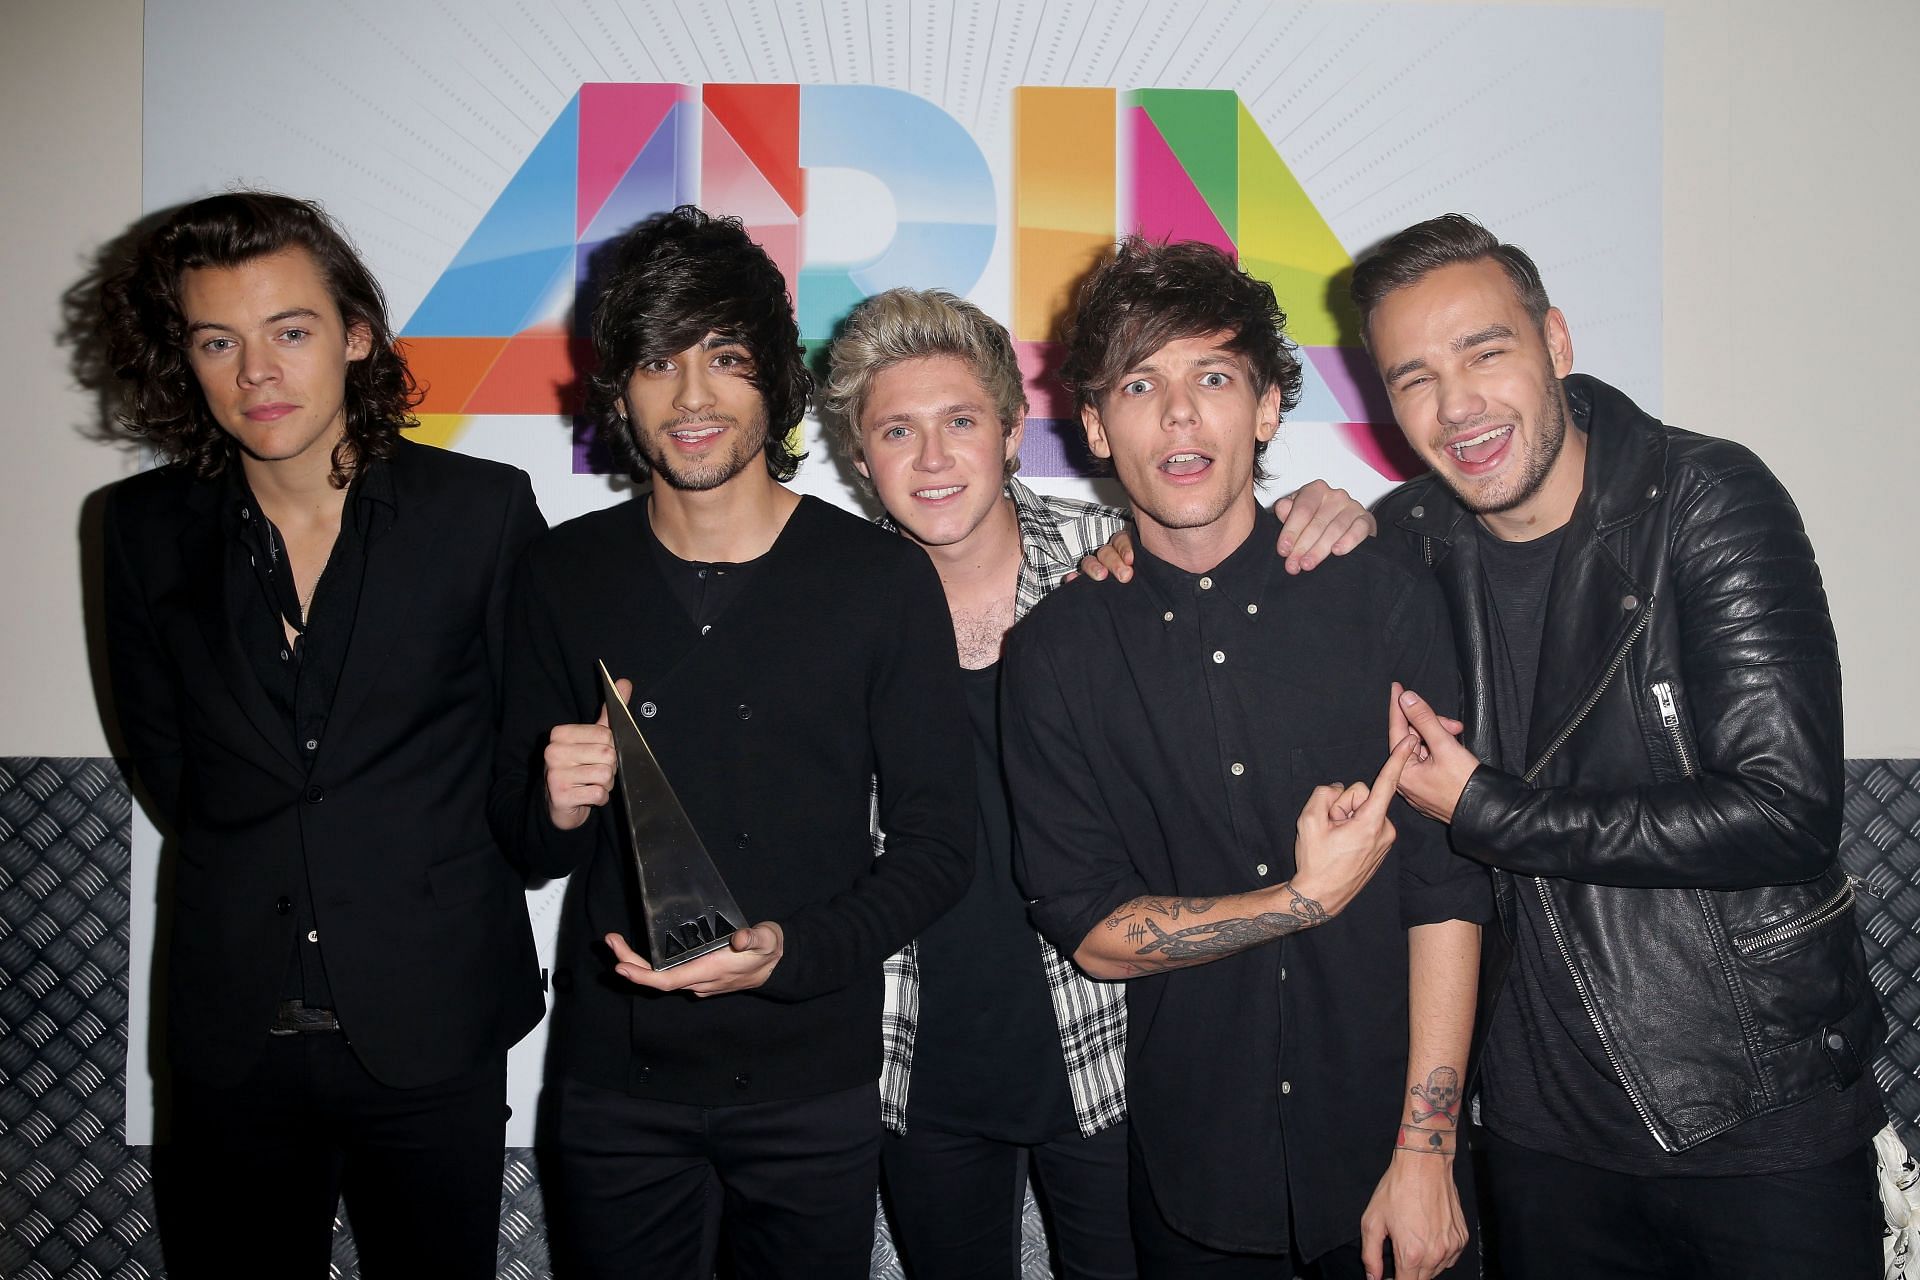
488, 544, 601, 881
1451, 456, 1842, 889
482, 468, 547, 702
756, 548, 975, 1001
1388, 572, 1494, 927
1001, 616, 1150, 956
103, 486, 185, 830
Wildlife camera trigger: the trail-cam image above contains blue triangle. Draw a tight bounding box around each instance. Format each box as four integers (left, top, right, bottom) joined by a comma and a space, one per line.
1288, 348, 1349, 422
581, 103, 690, 246
404, 95, 580, 336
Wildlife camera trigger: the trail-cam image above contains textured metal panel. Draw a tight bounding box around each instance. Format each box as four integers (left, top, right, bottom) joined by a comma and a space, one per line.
7, 755, 1916, 1276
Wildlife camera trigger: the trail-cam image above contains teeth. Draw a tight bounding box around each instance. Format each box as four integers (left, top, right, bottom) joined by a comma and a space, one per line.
1165, 453, 1204, 464
916, 485, 963, 499
671, 426, 723, 441
1450, 426, 1511, 458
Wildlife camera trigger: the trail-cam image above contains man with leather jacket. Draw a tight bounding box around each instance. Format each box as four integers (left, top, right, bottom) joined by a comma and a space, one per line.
1357, 214, 1884, 1278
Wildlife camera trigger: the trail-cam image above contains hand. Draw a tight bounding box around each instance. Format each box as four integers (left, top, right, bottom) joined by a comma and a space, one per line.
1073, 527, 1137, 584
1360, 1150, 1468, 1280
1389, 684, 1480, 824
605, 922, 784, 996
1273, 479, 1377, 574
1290, 733, 1416, 918
543, 677, 632, 831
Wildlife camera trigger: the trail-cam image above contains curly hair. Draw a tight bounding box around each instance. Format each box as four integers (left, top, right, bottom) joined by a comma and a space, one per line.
99, 191, 417, 487
819, 288, 1027, 490
585, 206, 810, 483
1059, 236, 1303, 480
1349, 213, 1551, 348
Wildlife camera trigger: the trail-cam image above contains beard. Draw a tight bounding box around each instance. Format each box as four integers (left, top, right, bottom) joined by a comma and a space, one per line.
637, 411, 770, 492
1442, 373, 1570, 517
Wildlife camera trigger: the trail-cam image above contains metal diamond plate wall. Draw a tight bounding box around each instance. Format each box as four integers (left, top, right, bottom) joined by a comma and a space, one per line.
5, 755, 1917, 1277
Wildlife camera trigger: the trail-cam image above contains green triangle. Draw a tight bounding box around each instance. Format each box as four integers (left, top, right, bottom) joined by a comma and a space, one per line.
1131, 89, 1239, 243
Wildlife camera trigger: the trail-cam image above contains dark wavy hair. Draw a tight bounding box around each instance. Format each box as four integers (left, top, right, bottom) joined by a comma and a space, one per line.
1059, 236, 1303, 480
99, 191, 417, 488
585, 206, 810, 483
1349, 214, 1552, 348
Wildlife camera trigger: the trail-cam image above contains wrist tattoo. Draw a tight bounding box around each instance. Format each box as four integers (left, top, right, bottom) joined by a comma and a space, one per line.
1397, 1122, 1457, 1154
1409, 1066, 1462, 1127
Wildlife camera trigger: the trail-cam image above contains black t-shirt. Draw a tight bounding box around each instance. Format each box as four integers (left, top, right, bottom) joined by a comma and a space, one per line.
909, 662, 1077, 1142
1472, 522, 1883, 1175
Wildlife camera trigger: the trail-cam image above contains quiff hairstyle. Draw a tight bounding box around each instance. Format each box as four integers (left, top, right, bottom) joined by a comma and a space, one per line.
586, 205, 810, 482
1058, 236, 1303, 478
1349, 214, 1552, 347
100, 191, 418, 488
820, 288, 1027, 486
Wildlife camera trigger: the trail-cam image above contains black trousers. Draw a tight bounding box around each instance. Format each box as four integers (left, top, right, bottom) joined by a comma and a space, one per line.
1479, 1130, 1882, 1279
546, 1076, 882, 1279
881, 1120, 1135, 1280
155, 1033, 509, 1279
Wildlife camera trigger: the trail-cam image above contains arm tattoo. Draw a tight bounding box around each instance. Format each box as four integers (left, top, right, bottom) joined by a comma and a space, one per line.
1409, 1066, 1461, 1126
1397, 1122, 1457, 1155
1126, 884, 1327, 967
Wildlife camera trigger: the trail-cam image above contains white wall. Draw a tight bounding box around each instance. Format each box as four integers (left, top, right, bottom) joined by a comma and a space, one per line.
4, 0, 1915, 757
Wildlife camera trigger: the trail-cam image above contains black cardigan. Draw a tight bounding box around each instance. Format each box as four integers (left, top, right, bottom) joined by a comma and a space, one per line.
491, 495, 974, 1105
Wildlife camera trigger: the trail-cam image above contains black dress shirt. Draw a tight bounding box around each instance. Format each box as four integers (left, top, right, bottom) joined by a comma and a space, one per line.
1004, 507, 1491, 1259
223, 462, 395, 1008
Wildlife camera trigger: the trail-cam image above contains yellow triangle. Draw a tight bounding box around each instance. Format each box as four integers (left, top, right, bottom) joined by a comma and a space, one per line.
405, 415, 471, 451
1236, 101, 1360, 347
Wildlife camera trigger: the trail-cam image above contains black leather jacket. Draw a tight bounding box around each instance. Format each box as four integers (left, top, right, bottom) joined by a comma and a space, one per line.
1376, 373, 1876, 1152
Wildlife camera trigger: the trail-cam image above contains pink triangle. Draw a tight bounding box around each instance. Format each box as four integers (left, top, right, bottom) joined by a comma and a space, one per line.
578, 84, 683, 238
702, 106, 800, 296
1128, 107, 1233, 255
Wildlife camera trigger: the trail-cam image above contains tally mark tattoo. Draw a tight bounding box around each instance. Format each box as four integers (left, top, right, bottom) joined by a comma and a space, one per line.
1409, 1066, 1462, 1126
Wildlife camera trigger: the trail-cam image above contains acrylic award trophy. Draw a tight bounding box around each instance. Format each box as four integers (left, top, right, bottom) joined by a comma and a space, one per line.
598, 660, 746, 969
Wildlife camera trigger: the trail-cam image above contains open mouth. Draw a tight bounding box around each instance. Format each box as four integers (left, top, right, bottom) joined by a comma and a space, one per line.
1448, 425, 1513, 467
668, 424, 726, 445
1160, 451, 1213, 478
914, 485, 964, 501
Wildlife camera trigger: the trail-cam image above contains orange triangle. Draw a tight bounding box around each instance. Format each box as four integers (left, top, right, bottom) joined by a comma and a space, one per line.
400, 338, 508, 415
704, 84, 803, 215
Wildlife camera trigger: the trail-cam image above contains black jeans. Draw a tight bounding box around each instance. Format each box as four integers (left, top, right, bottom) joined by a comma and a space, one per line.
546, 1076, 882, 1279
881, 1120, 1134, 1279
1479, 1130, 1882, 1279
155, 1033, 508, 1279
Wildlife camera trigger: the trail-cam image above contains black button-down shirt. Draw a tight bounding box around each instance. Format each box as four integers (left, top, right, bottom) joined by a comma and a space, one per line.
222, 462, 395, 1007
1003, 507, 1491, 1259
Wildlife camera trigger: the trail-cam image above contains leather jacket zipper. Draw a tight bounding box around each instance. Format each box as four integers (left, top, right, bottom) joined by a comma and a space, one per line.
1522, 602, 1671, 1150
1651, 681, 1697, 777
1732, 878, 1857, 957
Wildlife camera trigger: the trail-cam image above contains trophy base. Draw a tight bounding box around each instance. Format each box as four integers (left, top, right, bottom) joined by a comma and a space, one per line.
648, 908, 742, 970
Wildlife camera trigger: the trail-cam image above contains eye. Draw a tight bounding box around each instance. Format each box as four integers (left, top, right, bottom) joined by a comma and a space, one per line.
639, 356, 675, 374
1199, 371, 1229, 388
882, 425, 912, 441
949, 416, 973, 430
198, 336, 235, 354
712, 350, 754, 373
1474, 348, 1503, 364
1121, 378, 1151, 396
280, 327, 310, 343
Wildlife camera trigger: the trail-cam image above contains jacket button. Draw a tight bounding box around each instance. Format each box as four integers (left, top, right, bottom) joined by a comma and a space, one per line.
736, 833, 751, 849
304, 785, 324, 803
639, 701, 658, 719
1827, 1032, 1847, 1052
1620, 595, 1639, 612
734, 1072, 751, 1090
275, 896, 292, 915
1646, 485, 1659, 500
736, 703, 752, 720
1410, 505, 1425, 518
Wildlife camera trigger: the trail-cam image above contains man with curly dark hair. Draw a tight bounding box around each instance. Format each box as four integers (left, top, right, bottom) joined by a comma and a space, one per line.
491, 206, 974, 1276
99, 191, 548, 1277
1003, 236, 1489, 1280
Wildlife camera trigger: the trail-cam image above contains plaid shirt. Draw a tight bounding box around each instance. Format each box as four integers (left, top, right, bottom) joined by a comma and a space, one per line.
876, 477, 1130, 1137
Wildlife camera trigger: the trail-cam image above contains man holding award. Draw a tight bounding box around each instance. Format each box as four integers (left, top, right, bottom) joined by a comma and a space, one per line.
491, 206, 974, 1277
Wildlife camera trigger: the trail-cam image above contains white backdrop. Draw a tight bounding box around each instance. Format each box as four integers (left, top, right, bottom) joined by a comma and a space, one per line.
129, 0, 1660, 1142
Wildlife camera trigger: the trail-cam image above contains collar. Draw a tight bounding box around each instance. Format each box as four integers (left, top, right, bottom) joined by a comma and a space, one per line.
1130, 503, 1280, 607
872, 475, 1069, 570
213, 451, 397, 543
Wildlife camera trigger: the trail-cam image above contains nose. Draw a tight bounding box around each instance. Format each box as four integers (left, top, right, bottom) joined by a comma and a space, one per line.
915, 427, 953, 473
1162, 379, 1199, 429
1435, 377, 1485, 427
674, 360, 716, 414
238, 341, 279, 389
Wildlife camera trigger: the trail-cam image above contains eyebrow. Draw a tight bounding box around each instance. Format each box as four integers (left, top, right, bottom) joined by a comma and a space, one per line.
1381, 324, 1518, 384
872, 401, 988, 426
185, 307, 322, 335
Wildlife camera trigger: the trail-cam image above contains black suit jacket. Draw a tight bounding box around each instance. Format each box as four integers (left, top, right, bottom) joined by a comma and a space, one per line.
105, 438, 547, 1089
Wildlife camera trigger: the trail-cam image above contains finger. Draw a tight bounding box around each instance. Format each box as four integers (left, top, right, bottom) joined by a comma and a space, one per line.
1388, 682, 1412, 745
1280, 496, 1341, 572
1331, 508, 1378, 554
1074, 556, 1105, 582
1397, 687, 1452, 741
614, 677, 633, 706
1365, 733, 1420, 811
1336, 780, 1371, 817
605, 932, 651, 970
550, 723, 615, 745
1359, 1217, 1385, 1280
1271, 493, 1297, 553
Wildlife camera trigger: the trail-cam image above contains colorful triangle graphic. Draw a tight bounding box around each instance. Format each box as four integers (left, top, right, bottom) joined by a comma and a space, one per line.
578, 84, 682, 237
705, 84, 803, 216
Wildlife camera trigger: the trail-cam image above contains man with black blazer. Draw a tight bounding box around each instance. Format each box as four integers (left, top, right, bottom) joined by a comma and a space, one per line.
100, 192, 546, 1277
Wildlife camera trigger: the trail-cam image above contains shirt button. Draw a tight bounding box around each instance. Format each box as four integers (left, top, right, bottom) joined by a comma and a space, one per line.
240, 506, 252, 520
304, 785, 324, 803
275, 896, 292, 915
1231, 762, 1245, 776
701, 624, 712, 635
280, 649, 291, 662
639, 701, 658, 719
1211, 650, 1225, 664
698, 568, 709, 579
1246, 603, 1259, 616
304, 738, 319, 752
736, 704, 752, 720
1280, 966, 1288, 981
736, 833, 751, 849
1162, 611, 1174, 622
1256, 862, 1268, 876
306, 929, 319, 942
1280, 1080, 1293, 1095
1199, 576, 1213, 590
734, 1073, 751, 1090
